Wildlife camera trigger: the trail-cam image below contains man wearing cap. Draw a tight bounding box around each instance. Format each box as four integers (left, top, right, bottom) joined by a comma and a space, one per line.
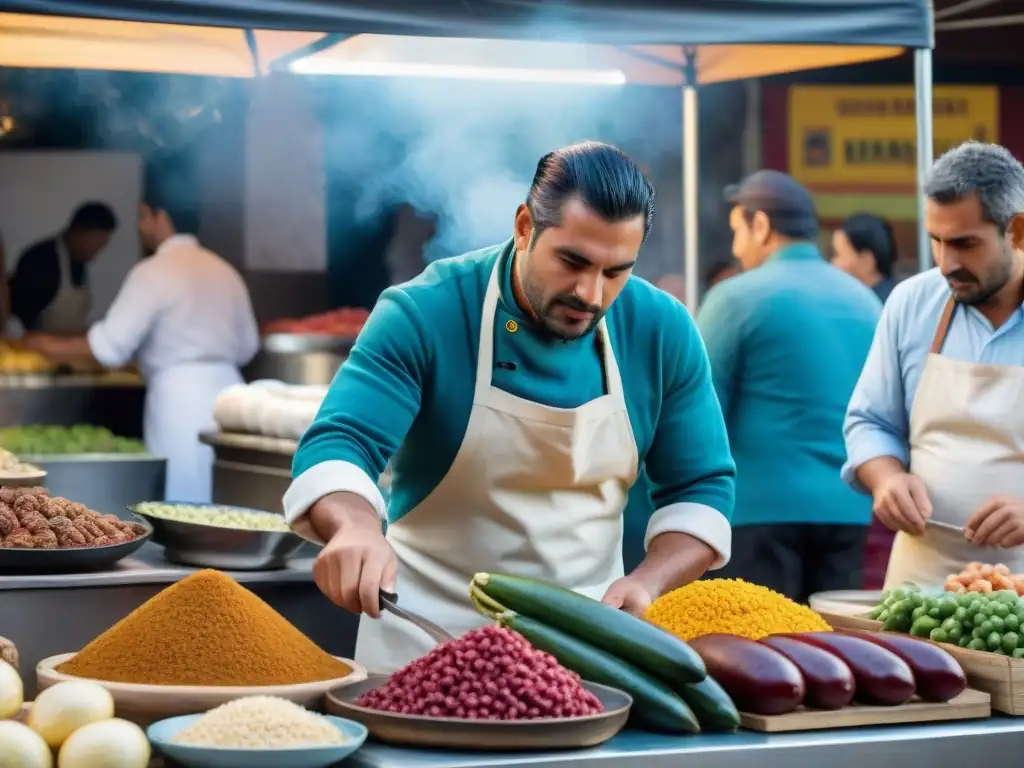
695, 170, 882, 602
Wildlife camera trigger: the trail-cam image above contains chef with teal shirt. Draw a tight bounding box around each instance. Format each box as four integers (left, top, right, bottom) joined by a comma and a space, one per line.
284, 141, 736, 673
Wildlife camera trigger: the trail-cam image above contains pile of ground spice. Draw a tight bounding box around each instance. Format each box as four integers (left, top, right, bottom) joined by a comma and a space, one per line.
58, 569, 351, 686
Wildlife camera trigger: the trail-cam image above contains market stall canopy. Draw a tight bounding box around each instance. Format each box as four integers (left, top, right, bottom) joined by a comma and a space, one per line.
0, 1, 933, 47
0, 11, 912, 84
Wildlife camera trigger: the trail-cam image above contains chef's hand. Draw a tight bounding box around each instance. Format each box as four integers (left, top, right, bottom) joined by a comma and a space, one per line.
965, 497, 1024, 548
602, 576, 653, 617
872, 471, 933, 535
19, 332, 57, 355
310, 492, 397, 619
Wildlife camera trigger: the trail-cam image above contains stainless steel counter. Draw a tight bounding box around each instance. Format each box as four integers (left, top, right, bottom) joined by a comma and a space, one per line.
0, 542, 359, 697
346, 718, 1024, 768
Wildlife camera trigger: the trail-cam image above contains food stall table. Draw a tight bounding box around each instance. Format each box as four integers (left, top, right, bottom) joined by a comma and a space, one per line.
0, 543, 358, 698
345, 718, 1024, 768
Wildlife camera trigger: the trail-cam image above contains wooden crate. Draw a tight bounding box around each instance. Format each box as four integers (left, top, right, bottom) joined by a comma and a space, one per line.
820, 611, 1024, 715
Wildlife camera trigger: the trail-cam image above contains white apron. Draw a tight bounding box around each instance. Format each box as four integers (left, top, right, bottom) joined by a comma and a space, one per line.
38, 239, 90, 335
146, 362, 243, 503
885, 297, 1024, 589
355, 258, 639, 674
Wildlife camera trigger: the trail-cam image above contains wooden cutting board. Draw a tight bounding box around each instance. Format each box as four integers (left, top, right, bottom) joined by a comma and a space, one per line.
741, 688, 990, 732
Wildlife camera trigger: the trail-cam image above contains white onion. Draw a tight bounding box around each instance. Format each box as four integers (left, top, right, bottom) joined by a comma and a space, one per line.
29, 681, 115, 748
0, 720, 53, 768
0, 659, 23, 718
57, 719, 150, 768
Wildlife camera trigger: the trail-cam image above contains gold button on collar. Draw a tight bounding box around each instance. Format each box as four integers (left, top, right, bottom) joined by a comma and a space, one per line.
505, 319, 519, 333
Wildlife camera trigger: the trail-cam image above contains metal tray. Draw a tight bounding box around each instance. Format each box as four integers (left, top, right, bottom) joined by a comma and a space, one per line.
324, 675, 632, 750
128, 502, 306, 571
0, 518, 152, 574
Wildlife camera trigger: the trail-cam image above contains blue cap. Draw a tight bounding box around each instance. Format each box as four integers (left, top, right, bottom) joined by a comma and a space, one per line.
724, 170, 819, 239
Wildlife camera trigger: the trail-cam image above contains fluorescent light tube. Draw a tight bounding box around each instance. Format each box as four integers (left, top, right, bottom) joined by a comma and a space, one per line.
290, 59, 627, 85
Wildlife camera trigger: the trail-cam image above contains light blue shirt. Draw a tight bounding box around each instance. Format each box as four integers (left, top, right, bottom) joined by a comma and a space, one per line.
843, 267, 1024, 491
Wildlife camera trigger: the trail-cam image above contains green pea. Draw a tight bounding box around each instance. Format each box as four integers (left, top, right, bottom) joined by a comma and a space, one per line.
911, 616, 940, 638
1002, 633, 1020, 655
930, 628, 949, 644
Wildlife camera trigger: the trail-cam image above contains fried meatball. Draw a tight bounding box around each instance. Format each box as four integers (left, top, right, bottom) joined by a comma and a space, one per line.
3, 530, 35, 548
31, 529, 58, 549
55, 526, 87, 548
12, 495, 41, 519
19, 512, 49, 534
0, 509, 17, 538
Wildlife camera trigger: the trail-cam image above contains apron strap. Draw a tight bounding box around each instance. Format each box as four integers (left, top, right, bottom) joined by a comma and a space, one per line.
930, 296, 958, 355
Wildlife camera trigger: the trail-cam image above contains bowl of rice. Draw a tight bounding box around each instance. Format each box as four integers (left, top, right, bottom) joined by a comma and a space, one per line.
146, 696, 368, 768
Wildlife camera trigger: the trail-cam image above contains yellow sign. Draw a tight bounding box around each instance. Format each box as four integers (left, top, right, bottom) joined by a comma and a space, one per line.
789, 86, 999, 191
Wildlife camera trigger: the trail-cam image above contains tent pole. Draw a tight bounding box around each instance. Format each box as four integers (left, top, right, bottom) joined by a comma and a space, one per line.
914, 48, 934, 273
682, 49, 699, 313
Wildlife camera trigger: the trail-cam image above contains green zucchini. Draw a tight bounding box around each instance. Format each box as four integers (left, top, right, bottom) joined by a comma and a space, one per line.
678, 676, 740, 731
471, 572, 706, 684
487, 609, 701, 734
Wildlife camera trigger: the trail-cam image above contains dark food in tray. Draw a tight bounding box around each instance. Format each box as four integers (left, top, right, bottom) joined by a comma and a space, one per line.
356, 626, 604, 720
0, 486, 147, 549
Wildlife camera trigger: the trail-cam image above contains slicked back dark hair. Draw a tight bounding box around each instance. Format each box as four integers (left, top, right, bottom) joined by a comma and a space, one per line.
526, 141, 655, 243
924, 141, 1024, 233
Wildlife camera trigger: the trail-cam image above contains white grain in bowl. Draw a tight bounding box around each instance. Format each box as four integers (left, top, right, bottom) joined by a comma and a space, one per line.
170, 696, 345, 749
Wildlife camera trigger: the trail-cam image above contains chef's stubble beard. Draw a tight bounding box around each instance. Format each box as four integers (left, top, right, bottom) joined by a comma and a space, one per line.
520, 249, 603, 341
959, 242, 1016, 306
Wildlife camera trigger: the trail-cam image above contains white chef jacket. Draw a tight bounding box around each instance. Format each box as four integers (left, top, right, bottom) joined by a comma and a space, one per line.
87, 234, 260, 500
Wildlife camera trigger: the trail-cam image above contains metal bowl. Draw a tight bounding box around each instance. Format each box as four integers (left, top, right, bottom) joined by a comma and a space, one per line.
127, 502, 307, 571
0, 517, 152, 574
0, 468, 47, 487
325, 676, 632, 750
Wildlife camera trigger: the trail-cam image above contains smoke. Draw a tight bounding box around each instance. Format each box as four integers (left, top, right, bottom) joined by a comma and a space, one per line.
315, 73, 682, 263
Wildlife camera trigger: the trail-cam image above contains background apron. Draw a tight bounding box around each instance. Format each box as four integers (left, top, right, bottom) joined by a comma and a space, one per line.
146, 362, 243, 503
885, 297, 1024, 588
37, 239, 90, 335
356, 259, 639, 673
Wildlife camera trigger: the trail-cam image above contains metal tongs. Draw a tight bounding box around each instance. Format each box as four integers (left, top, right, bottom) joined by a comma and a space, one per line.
379, 589, 455, 645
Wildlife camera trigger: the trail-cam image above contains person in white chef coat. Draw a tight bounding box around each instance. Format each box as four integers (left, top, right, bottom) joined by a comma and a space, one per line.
284, 142, 736, 673
844, 141, 1024, 588
22, 185, 260, 503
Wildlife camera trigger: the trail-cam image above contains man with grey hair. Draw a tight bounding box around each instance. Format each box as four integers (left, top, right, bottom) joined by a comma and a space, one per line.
844, 141, 1024, 589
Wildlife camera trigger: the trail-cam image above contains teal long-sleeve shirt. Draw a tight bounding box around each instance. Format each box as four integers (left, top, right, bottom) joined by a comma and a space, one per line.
285, 239, 736, 565
696, 242, 881, 528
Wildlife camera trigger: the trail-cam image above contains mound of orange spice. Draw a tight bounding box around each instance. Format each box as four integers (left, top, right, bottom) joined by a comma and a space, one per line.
58, 569, 351, 686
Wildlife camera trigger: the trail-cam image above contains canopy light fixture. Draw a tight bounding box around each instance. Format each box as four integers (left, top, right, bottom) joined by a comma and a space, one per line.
289, 59, 627, 85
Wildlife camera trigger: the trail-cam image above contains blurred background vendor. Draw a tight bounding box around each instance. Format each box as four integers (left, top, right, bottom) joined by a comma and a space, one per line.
831, 213, 900, 304
21, 183, 259, 503
9, 202, 118, 334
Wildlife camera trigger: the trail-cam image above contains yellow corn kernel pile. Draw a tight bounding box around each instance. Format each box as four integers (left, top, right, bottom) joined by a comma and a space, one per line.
644, 578, 832, 641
